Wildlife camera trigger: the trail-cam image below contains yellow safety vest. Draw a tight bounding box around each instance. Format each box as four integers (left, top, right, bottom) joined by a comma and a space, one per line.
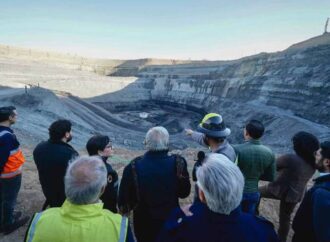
25, 200, 128, 242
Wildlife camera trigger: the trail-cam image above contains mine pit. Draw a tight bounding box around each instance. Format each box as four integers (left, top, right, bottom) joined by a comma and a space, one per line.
95, 101, 205, 135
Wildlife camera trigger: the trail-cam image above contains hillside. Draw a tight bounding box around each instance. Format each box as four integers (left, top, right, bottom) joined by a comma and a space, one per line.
0, 33, 329, 241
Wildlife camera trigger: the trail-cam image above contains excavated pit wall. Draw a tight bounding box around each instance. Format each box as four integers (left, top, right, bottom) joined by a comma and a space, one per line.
1, 37, 329, 152
89, 44, 330, 153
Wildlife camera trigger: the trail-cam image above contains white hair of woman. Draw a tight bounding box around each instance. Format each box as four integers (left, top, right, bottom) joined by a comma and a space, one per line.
65, 156, 107, 205
145, 126, 169, 151
196, 153, 244, 215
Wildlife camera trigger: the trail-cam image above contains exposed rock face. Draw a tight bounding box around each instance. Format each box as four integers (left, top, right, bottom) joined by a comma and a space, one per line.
89, 34, 330, 152
88, 34, 330, 128
1, 34, 329, 153
134, 43, 330, 127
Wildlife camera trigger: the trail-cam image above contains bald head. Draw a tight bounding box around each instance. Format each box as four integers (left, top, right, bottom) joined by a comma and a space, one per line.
65, 156, 107, 205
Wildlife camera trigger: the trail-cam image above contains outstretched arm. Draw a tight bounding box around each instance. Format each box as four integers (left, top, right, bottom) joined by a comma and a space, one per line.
185, 129, 207, 147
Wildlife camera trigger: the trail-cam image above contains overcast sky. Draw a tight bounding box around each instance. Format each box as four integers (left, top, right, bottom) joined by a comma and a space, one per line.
1, 0, 329, 60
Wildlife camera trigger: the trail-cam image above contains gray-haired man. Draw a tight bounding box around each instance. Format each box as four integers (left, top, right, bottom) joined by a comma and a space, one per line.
158, 153, 278, 242
118, 126, 191, 242
25, 156, 134, 242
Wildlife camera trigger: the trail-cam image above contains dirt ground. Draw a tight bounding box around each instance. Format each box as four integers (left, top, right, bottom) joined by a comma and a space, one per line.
0, 144, 299, 242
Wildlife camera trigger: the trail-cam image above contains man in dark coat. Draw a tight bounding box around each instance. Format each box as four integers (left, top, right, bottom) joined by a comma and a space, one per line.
33, 119, 78, 208
118, 126, 191, 242
292, 141, 330, 242
157, 153, 278, 242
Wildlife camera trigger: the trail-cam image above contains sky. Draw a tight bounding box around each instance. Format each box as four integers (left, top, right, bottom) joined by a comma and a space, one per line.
0, 0, 329, 60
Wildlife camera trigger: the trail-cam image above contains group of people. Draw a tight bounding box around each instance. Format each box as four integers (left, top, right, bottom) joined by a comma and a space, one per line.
0, 106, 329, 242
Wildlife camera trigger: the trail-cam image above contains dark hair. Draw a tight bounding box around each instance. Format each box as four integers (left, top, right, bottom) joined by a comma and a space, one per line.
0, 106, 16, 122
197, 151, 206, 161
292, 131, 319, 168
320, 141, 330, 159
245, 119, 264, 139
48, 119, 72, 142
86, 135, 110, 156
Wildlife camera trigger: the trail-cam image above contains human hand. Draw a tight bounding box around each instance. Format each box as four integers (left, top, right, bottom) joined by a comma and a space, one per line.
185, 129, 193, 136
180, 204, 193, 216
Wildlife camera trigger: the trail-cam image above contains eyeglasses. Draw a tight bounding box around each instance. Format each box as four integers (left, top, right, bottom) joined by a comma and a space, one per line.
314, 151, 321, 157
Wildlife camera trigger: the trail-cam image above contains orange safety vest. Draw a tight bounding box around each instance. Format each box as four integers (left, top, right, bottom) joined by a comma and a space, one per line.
0, 130, 25, 179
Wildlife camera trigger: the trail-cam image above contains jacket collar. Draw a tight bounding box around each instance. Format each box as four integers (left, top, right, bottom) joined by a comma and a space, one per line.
48, 139, 75, 149
213, 140, 229, 153
60, 200, 104, 221
0, 125, 13, 133
314, 173, 330, 183
247, 139, 261, 145
194, 202, 241, 221
144, 150, 169, 158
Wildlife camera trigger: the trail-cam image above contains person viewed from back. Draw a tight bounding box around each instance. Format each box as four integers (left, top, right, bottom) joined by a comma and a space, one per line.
33, 119, 78, 208
192, 151, 205, 182
118, 126, 191, 242
185, 113, 236, 162
258, 131, 319, 242
86, 135, 118, 213
158, 153, 279, 242
292, 141, 330, 242
234, 119, 275, 214
25, 156, 134, 242
0, 106, 29, 234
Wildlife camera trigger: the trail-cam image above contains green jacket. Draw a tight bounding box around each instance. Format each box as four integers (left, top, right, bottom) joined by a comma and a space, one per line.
25, 200, 129, 242
234, 140, 275, 193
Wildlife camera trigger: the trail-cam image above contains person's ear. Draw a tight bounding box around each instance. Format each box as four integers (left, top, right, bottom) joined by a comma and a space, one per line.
198, 189, 206, 203
203, 136, 210, 146
97, 150, 103, 156
99, 185, 106, 197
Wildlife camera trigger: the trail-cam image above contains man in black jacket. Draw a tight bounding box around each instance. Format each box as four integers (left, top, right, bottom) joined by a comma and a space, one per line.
33, 119, 78, 208
292, 141, 330, 242
118, 126, 191, 242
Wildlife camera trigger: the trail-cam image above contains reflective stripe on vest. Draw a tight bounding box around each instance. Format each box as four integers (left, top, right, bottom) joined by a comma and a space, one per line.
10, 148, 19, 155
119, 216, 128, 242
0, 166, 22, 178
0, 130, 11, 137
27, 212, 43, 242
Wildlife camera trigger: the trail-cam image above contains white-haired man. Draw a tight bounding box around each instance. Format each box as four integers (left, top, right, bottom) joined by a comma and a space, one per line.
158, 153, 279, 242
25, 156, 134, 242
118, 126, 191, 242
